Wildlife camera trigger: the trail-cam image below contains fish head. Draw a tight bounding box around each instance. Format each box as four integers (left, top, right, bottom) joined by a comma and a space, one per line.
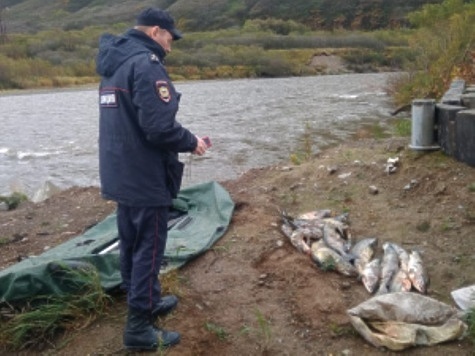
369, 237, 379, 249
281, 224, 294, 238
361, 273, 379, 294
412, 276, 428, 294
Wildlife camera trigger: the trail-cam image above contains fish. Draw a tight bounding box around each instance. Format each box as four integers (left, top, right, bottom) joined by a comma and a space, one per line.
281, 209, 325, 230
280, 209, 298, 229
280, 222, 294, 240
361, 258, 381, 294
322, 218, 353, 259
377, 243, 399, 295
280, 224, 312, 254
351, 237, 378, 275
280, 214, 324, 254
389, 268, 412, 293
311, 239, 327, 251
290, 229, 312, 254
332, 212, 350, 224
390, 242, 410, 272
280, 212, 313, 254
408, 250, 429, 294
297, 209, 332, 220
310, 241, 358, 277
384, 243, 412, 293
300, 226, 324, 241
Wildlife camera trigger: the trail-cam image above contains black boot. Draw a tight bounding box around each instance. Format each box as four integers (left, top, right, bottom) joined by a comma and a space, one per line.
124, 307, 181, 350
156, 328, 181, 348
152, 295, 178, 319
150, 296, 181, 348
123, 308, 158, 350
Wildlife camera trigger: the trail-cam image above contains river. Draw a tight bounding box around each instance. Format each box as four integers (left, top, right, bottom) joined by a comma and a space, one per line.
0, 73, 398, 198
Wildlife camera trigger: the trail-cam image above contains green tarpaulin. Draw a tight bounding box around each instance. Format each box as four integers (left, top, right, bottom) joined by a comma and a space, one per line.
0, 181, 234, 303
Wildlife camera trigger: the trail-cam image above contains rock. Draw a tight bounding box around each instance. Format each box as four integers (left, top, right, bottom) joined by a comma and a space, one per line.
32, 181, 62, 203
327, 166, 338, 174
338, 172, 352, 179
369, 185, 379, 195
384, 156, 400, 174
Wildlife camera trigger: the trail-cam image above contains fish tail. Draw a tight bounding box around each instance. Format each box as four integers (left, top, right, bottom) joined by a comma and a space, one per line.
280, 209, 298, 229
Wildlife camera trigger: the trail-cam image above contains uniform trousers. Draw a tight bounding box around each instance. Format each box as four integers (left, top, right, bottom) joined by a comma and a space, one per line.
117, 204, 168, 312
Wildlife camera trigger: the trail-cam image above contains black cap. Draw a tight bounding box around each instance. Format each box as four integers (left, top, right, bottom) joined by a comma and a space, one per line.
136, 8, 182, 40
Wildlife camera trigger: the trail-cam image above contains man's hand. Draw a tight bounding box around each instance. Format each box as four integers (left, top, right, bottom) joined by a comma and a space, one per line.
193, 136, 208, 156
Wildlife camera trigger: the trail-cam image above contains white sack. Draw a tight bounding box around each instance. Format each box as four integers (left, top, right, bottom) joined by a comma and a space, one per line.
347, 292, 467, 351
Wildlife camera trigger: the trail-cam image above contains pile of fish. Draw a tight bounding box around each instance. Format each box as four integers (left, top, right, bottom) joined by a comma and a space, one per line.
280, 209, 429, 295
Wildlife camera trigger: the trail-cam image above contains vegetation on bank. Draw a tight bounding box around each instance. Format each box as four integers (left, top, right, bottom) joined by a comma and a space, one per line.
0, 23, 411, 90
0, 0, 473, 107
2, 0, 444, 34
0, 192, 28, 210
0, 266, 111, 350
389, 0, 475, 105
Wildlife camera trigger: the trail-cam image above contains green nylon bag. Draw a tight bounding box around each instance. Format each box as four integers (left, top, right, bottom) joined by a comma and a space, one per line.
0, 181, 234, 303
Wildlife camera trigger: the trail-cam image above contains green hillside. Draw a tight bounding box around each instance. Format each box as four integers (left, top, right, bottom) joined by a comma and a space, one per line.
0, 0, 472, 99
1, 0, 444, 33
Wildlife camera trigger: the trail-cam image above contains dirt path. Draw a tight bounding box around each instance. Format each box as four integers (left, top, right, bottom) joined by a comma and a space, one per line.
1, 137, 474, 355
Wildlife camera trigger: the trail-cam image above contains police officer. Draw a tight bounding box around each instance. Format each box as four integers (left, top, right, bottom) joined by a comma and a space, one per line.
96, 8, 208, 350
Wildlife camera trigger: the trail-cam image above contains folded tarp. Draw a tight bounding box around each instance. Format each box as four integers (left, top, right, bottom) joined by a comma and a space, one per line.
0, 181, 234, 303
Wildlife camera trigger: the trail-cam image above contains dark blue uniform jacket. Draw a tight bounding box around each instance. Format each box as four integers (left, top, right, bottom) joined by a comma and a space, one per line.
96, 29, 197, 207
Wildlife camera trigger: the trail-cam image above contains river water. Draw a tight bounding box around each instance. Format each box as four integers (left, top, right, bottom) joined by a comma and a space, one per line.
0, 73, 397, 198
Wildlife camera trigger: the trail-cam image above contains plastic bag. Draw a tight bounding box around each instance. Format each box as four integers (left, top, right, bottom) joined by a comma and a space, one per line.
451, 285, 475, 312
347, 292, 467, 351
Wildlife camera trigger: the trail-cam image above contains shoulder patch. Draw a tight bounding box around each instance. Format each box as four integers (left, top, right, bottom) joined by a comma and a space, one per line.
100, 90, 118, 107
150, 53, 160, 63
156, 81, 171, 103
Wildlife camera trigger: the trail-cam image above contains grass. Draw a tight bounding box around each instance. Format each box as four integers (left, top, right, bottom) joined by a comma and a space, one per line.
468, 183, 475, 193
329, 322, 356, 337
393, 118, 412, 137
0, 265, 111, 350
236, 309, 273, 349
465, 209, 475, 223
440, 217, 457, 232
326, 187, 354, 206
290, 121, 314, 165
211, 239, 234, 254
255, 309, 272, 340
279, 191, 299, 206
0, 192, 28, 210
416, 220, 431, 233
239, 324, 252, 335
254, 308, 272, 349
0, 27, 408, 91
367, 123, 390, 139
204, 322, 229, 341
160, 270, 184, 299
463, 308, 475, 346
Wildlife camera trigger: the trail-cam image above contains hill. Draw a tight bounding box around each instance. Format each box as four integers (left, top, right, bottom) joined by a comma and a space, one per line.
1, 0, 444, 33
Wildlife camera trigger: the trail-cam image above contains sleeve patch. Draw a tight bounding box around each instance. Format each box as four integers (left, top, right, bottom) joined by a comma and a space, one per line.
156, 81, 171, 103
100, 91, 118, 107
